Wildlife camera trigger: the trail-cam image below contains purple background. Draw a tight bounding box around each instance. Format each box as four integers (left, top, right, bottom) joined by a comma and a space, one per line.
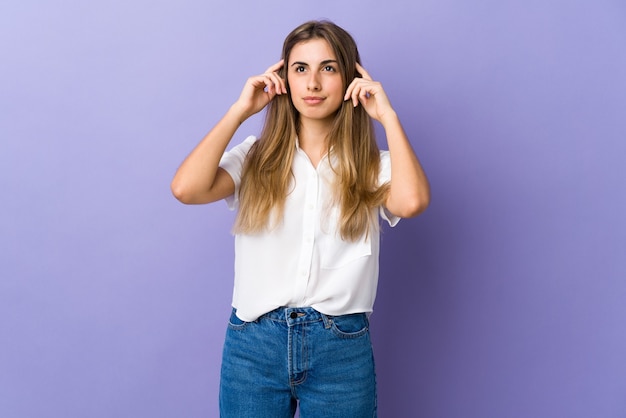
2, 1, 625, 417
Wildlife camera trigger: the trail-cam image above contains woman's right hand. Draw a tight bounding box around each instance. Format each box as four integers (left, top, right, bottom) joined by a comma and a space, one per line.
171, 61, 287, 205
233, 60, 287, 122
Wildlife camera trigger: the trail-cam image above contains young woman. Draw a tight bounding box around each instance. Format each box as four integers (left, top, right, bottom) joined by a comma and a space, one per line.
171, 20, 429, 418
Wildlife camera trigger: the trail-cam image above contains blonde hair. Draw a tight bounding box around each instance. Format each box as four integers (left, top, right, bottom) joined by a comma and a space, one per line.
235, 20, 389, 241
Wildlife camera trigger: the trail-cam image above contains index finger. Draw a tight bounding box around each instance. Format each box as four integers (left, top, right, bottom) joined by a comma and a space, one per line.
266, 59, 285, 73
355, 62, 372, 80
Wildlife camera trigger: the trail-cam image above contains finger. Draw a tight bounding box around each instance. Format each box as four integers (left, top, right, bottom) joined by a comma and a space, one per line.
267, 79, 281, 96
271, 71, 287, 94
253, 74, 274, 97
344, 80, 357, 106
248, 75, 271, 94
265, 59, 285, 73
266, 72, 286, 94
258, 73, 278, 95
344, 77, 362, 103
359, 86, 371, 106
344, 81, 354, 102
355, 63, 372, 80
264, 61, 287, 94
347, 79, 372, 107
351, 84, 363, 107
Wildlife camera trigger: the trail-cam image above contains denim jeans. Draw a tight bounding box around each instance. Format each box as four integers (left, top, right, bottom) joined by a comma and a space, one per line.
219, 307, 377, 417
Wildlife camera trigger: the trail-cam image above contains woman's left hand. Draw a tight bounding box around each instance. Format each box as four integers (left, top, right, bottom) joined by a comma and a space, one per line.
344, 63, 395, 123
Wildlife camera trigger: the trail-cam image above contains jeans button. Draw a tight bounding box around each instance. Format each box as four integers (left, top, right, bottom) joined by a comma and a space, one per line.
290, 312, 298, 319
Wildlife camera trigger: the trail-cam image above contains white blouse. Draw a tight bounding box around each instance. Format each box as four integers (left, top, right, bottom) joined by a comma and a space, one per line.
219, 136, 399, 322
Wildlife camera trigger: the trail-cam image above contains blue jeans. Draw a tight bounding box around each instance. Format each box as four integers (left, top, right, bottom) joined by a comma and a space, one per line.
219, 307, 377, 417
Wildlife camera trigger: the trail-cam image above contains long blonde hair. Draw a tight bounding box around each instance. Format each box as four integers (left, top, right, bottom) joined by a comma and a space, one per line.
235, 20, 389, 241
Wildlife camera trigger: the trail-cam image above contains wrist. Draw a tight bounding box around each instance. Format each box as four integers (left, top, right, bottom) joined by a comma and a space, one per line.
379, 110, 399, 129
227, 102, 250, 125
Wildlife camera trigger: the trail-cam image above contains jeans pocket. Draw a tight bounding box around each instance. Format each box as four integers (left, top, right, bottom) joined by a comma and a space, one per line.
329, 313, 369, 339
227, 309, 249, 331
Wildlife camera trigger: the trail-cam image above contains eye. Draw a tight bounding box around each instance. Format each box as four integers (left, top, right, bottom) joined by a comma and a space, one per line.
295, 66, 306, 73
323, 65, 336, 72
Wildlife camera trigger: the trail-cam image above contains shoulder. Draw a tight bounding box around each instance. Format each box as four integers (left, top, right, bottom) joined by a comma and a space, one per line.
220, 135, 258, 171
221, 135, 257, 161
233, 135, 258, 152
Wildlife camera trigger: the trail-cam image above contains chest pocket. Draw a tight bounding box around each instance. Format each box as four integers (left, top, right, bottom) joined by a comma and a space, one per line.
319, 207, 372, 270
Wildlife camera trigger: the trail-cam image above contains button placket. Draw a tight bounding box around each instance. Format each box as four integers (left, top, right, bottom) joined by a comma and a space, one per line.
292, 167, 319, 304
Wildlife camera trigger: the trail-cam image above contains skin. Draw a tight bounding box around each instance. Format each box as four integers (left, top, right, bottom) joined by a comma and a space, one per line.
171, 38, 430, 218
287, 39, 345, 165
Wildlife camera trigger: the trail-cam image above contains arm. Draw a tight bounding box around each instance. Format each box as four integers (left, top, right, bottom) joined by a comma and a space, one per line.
344, 63, 430, 218
171, 60, 287, 204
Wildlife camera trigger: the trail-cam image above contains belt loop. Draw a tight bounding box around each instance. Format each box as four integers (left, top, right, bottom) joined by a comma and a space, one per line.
321, 313, 333, 329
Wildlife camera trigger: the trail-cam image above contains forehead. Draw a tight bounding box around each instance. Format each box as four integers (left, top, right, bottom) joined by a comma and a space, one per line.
288, 38, 337, 64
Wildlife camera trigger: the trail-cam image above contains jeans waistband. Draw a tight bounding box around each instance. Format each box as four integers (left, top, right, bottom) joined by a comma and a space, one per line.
253, 306, 367, 328
259, 306, 327, 326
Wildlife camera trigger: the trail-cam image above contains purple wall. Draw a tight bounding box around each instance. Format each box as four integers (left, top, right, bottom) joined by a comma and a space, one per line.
2, 1, 625, 417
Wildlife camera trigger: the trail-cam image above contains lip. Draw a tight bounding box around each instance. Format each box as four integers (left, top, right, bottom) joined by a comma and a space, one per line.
303, 96, 325, 105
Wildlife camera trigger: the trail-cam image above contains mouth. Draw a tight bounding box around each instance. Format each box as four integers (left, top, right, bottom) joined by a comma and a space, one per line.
303, 96, 325, 105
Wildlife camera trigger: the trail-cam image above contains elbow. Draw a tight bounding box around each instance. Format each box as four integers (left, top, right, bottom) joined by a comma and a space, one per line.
388, 187, 431, 218
398, 195, 430, 218
170, 179, 193, 204
171, 177, 221, 205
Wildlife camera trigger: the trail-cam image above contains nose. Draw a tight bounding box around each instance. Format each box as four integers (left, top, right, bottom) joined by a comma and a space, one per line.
307, 72, 321, 91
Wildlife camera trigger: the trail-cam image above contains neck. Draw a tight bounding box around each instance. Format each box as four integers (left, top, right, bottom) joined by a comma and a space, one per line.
298, 118, 333, 167
298, 116, 333, 145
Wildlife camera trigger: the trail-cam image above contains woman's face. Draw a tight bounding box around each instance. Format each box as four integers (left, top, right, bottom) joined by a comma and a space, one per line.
287, 38, 344, 125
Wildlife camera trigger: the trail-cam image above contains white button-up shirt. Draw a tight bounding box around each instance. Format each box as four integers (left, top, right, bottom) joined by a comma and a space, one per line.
219, 136, 399, 321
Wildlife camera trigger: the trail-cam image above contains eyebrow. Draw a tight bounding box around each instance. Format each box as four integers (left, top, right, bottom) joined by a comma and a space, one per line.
290, 59, 338, 67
